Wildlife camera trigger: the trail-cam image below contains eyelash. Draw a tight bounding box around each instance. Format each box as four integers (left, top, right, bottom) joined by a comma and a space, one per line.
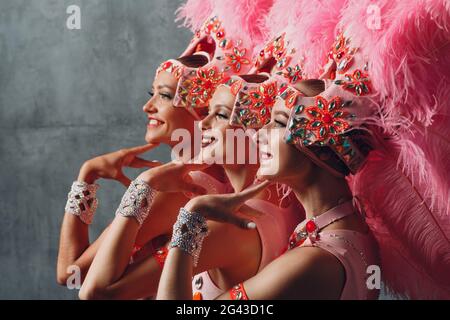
216, 112, 229, 120
274, 120, 286, 127
160, 93, 172, 100
148, 91, 172, 100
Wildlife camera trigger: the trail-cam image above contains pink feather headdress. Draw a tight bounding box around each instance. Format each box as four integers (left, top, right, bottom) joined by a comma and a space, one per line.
335, 0, 450, 299
265, 0, 450, 299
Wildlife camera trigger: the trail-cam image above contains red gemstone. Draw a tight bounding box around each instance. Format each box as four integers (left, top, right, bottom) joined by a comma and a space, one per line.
306, 220, 317, 233
279, 85, 288, 95
163, 61, 172, 70
323, 113, 333, 124
216, 31, 224, 38
328, 51, 334, 59
264, 96, 273, 105
259, 50, 265, 57
203, 80, 213, 89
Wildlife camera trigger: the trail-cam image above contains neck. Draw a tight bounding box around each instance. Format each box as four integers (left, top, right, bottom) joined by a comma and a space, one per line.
291, 168, 352, 220
223, 164, 259, 193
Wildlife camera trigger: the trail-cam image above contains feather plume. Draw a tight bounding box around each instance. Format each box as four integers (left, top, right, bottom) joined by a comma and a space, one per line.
176, 0, 274, 54
349, 142, 450, 299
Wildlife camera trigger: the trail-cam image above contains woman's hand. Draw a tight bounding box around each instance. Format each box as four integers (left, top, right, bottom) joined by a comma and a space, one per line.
78, 143, 161, 186
137, 161, 209, 195
184, 180, 271, 229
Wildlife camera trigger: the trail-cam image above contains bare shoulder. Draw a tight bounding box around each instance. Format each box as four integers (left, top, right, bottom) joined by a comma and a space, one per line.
244, 246, 346, 300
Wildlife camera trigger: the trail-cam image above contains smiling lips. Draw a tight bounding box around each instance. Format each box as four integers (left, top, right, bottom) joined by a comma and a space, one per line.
147, 117, 164, 128
201, 133, 216, 148
259, 144, 273, 161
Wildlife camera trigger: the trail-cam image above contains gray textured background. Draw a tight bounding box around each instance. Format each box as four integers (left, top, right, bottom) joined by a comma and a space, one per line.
0, 0, 189, 299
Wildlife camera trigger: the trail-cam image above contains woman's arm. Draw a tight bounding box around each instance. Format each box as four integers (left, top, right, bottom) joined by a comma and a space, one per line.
78, 217, 259, 299
57, 144, 160, 285
217, 246, 345, 300
158, 244, 345, 300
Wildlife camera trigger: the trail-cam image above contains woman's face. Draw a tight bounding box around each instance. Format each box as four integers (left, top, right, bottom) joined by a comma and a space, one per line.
257, 98, 314, 185
199, 85, 257, 166
143, 71, 198, 146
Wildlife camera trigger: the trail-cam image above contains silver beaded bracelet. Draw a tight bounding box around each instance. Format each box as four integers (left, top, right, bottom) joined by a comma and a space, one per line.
169, 207, 209, 267
65, 181, 99, 225
115, 179, 157, 226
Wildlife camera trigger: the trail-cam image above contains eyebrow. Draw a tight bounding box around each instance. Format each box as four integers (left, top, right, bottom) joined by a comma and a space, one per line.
274, 110, 290, 118
156, 84, 176, 91
212, 104, 232, 111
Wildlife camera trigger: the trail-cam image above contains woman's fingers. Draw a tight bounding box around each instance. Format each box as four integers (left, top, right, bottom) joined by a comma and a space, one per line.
128, 143, 160, 155
117, 172, 132, 187
180, 181, 207, 195
232, 180, 271, 203
222, 213, 256, 230
181, 162, 210, 174
238, 204, 265, 218
128, 156, 162, 168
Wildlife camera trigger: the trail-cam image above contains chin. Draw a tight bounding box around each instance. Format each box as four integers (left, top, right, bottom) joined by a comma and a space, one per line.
256, 166, 279, 181
145, 131, 165, 144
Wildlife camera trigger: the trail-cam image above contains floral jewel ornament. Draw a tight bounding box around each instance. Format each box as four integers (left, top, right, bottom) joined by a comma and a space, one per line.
220, 76, 278, 129
181, 16, 254, 76
156, 59, 209, 120
284, 87, 373, 176
283, 32, 376, 176
174, 65, 224, 110
253, 33, 308, 85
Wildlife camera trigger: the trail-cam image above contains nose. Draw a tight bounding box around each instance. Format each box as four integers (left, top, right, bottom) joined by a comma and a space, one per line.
254, 128, 267, 146
142, 96, 157, 114
198, 113, 213, 131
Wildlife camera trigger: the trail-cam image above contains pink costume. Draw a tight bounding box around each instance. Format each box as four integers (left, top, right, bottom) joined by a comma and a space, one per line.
288, 201, 380, 300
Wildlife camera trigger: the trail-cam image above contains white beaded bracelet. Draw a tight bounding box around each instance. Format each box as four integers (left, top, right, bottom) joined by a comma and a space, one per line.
115, 179, 157, 226
65, 181, 99, 225
169, 207, 209, 267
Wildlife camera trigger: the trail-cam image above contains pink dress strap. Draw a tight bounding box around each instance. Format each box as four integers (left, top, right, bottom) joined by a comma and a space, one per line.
289, 201, 380, 299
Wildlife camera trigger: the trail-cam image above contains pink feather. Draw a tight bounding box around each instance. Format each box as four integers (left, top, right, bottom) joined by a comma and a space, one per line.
262, 0, 348, 77
349, 143, 450, 299
340, 0, 450, 129
175, 0, 212, 31
343, 0, 450, 299
176, 0, 274, 56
